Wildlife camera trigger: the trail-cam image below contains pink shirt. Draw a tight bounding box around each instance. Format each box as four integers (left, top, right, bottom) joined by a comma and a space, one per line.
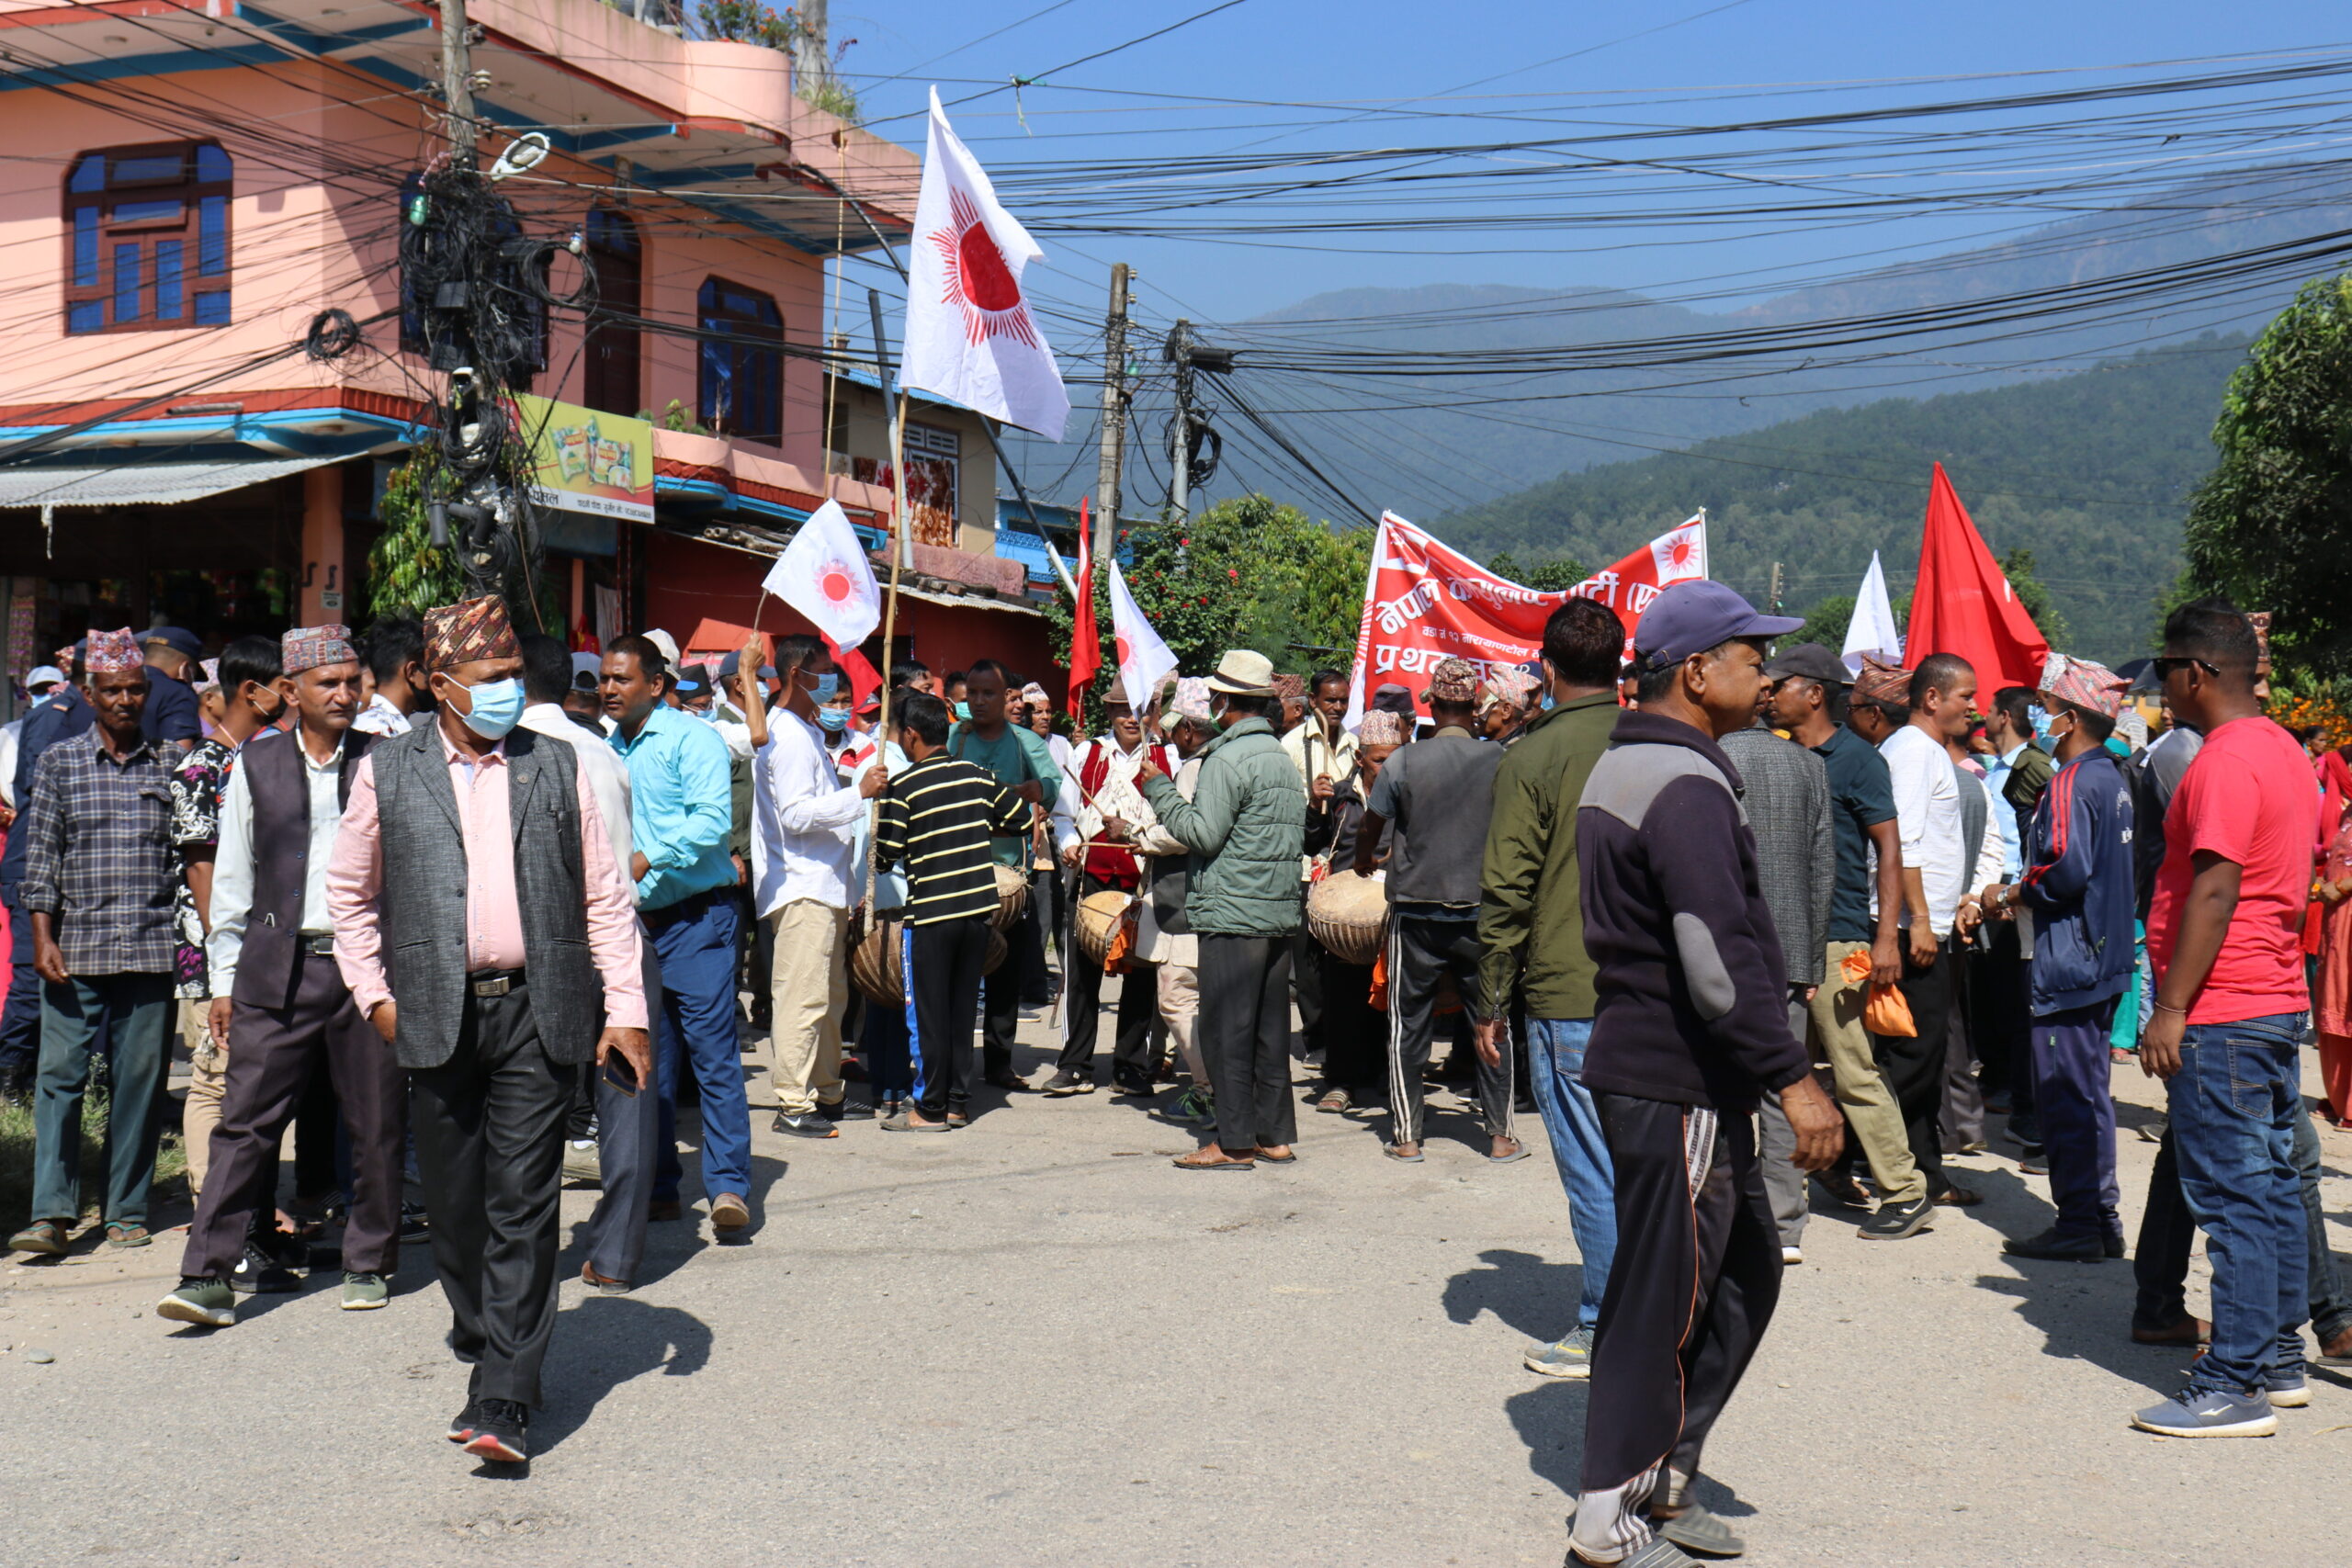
327, 725, 648, 1031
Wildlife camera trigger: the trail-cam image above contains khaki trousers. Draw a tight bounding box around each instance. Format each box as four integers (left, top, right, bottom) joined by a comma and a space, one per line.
765, 900, 849, 1114
179, 998, 225, 1199
1157, 962, 1204, 1083
1810, 942, 1928, 1207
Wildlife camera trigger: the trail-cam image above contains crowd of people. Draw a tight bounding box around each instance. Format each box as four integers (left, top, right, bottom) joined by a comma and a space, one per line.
0, 581, 2337, 1562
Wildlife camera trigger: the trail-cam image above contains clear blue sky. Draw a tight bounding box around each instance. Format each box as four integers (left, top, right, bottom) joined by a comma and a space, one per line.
825, 0, 2350, 338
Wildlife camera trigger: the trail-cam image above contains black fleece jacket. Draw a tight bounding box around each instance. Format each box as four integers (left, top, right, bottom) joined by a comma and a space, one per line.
1574, 710, 1811, 1111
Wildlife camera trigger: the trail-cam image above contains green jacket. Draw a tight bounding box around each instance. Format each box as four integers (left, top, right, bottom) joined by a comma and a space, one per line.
1141, 716, 1305, 936
1476, 692, 1616, 1020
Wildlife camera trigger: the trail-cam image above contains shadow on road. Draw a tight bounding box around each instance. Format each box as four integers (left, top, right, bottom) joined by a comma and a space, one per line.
526, 1295, 715, 1457
1443, 1247, 1587, 1343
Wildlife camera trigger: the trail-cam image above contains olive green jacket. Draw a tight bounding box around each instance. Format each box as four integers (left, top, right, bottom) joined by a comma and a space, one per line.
1476, 692, 1617, 1020
1140, 716, 1306, 936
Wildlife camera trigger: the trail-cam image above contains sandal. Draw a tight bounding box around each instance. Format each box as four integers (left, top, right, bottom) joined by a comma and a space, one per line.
1171, 1148, 1254, 1171
1657, 1502, 1747, 1558
1254, 1147, 1297, 1164
8, 1220, 69, 1257
103, 1222, 152, 1248
1315, 1088, 1350, 1113
1933, 1183, 1984, 1208
1487, 1140, 1532, 1165
1384, 1145, 1425, 1164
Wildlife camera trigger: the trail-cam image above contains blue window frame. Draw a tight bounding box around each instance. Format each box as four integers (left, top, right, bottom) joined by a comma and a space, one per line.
64, 141, 232, 333
696, 276, 783, 446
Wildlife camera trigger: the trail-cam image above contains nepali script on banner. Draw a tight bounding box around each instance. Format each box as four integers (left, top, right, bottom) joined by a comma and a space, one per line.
1344, 511, 1709, 721
514, 392, 655, 525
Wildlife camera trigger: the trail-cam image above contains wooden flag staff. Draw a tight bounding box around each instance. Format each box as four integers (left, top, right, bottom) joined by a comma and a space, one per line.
862, 288, 911, 919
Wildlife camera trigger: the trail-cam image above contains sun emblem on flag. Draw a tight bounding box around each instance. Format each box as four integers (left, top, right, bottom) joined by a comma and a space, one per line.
932, 186, 1042, 349
818, 557, 862, 609
1650, 523, 1706, 583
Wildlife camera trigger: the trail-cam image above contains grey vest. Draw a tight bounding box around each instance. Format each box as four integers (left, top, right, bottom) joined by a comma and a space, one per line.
371, 722, 601, 1068
233, 727, 372, 1011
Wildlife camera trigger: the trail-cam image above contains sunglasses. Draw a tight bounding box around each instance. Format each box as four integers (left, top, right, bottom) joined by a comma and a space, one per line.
2152, 656, 2222, 681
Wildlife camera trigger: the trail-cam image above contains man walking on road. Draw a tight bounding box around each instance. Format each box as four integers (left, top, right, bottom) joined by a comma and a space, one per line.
1478, 598, 1626, 1381
326, 594, 649, 1463
160, 626, 406, 1325
7, 631, 175, 1258
603, 636, 750, 1238
2129, 601, 2319, 1438
1566, 582, 1842, 1568
948, 660, 1060, 1089
1143, 651, 1306, 1171
1358, 656, 1518, 1162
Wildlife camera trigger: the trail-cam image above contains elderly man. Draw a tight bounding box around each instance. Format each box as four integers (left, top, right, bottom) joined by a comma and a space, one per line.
1135, 679, 1219, 1122
161, 626, 407, 1325
1046, 678, 1171, 1098
0, 646, 95, 1105
6, 631, 176, 1258
1141, 651, 1307, 1170
325, 595, 649, 1464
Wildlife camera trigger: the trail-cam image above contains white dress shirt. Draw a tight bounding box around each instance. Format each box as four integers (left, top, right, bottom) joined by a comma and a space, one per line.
207, 730, 345, 998
1874, 723, 1967, 940
750, 708, 870, 916
520, 702, 633, 869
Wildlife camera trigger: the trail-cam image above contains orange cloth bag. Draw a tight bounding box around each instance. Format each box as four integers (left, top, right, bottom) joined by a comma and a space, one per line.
1840, 946, 1917, 1037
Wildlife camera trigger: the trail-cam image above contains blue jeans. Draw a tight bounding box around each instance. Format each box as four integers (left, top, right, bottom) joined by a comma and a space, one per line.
648, 891, 752, 1206
33, 972, 170, 1227
1526, 1017, 1616, 1332
2168, 1011, 2307, 1394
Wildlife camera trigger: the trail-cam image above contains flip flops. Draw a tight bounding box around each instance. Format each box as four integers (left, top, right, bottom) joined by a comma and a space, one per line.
1171, 1150, 1254, 1171
1487, 1142, 1532, 1165
1384, 1145, 1425, 1164
1657, 1503, 1747, 1558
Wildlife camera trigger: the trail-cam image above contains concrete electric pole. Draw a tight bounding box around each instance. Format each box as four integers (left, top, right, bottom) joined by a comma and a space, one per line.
439, 0, 477, 168
1092, 262, 1130, 561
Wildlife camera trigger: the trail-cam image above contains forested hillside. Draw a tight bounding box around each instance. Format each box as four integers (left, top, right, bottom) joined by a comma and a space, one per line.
1436, 335, 2248, 660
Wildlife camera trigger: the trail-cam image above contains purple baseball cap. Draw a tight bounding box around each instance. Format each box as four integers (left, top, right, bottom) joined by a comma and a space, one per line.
1632, 581, 1803, 673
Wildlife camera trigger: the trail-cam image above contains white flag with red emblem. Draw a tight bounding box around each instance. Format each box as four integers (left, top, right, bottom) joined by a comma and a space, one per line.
763, 499, 879, 652
902, 87, 1069, 441
1105, 558, 1175, 707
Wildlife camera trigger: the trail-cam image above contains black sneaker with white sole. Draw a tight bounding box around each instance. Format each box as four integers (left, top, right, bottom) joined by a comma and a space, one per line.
462, 1399, 530, 1462
772, 1111, 839, 1138
1042, 1069, 1093, 1097
229, 1244, 302, 1294
819, 1099, 876, 1120
447, 1399, 483, 1442
1857, 1195, 1935, 1240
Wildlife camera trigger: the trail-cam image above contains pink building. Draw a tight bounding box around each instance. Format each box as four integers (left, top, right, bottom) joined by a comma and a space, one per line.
0, 0, 1049, 695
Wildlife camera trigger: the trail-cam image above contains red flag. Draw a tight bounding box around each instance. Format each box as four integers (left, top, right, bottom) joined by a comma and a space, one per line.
829, 640, 882, 708
1905, 463, 2047, 694
1067, 499, 1100, 716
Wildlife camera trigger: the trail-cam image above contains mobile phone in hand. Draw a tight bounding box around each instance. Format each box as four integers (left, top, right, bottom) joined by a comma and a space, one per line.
602, 1053, 639, 1098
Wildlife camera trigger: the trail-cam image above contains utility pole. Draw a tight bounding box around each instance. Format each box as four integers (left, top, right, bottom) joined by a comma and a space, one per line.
438, 0, 477, 168
1168, 318, 1193, 522
1092, 262, 1130, 562
1768, 560, 1784, 615
795, 0, 834, 101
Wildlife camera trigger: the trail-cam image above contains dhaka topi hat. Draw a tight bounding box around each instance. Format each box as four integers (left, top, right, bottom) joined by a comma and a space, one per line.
1370, 682, 1415, 717
1357, 710, 1410, 748
282, 624, 356, 677
1271, 672, 1307, 703
193, 658, 220, 696
1481, 664, 1540, 709
85, 627, 143, 676
2038, 652, 2125, 720
1171, 677, 1215, 724
1853, 655, 1915, 708
424, 594, 520, 673
1019, 682, 1051, 708
1419, 657, 1480, 706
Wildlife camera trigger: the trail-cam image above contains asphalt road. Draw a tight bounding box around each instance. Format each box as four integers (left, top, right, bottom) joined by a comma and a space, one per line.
2, 1017, 2346, 1567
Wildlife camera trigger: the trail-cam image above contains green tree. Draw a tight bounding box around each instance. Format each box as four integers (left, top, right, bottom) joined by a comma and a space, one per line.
2181, 275, 2352, 679
365, 455, 464, 620
1487, 550, 1590, 592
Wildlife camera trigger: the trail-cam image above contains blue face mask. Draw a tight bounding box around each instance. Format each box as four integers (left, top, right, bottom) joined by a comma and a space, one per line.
807, 671, 840, 703
453, 675, 524, 741
2028, 705, 2053, 746
954, 701, 972, 722
815, 707, 849, 734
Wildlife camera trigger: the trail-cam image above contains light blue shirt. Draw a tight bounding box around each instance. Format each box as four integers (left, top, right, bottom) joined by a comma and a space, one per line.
1982, 743, 2027, 881
609, 704, 736, 910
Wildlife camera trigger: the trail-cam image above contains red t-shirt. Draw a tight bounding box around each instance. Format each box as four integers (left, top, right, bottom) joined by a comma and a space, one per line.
2147, 715, 2318, 1025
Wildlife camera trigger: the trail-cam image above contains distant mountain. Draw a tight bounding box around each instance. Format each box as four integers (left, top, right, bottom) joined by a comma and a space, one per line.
1432, 335, 2250, 661
1175, 165, 2350, 525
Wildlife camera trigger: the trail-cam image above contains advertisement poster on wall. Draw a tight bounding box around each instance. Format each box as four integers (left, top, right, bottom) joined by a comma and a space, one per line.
514, 393, 654, 525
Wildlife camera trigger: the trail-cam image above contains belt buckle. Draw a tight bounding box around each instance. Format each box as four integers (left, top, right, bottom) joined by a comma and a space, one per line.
472, 976, 512, 998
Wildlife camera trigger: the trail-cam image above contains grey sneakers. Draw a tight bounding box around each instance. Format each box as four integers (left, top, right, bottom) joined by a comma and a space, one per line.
2131, 1385, 2278, 1438
157, 1277, 236, 1328
1525, 1326, 1595, 1381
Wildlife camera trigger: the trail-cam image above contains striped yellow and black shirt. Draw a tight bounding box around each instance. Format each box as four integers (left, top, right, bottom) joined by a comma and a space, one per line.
874, 754, 1032, 925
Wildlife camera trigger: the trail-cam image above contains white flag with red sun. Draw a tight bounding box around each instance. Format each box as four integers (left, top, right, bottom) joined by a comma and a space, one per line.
763, 499, 880, 653
902, 86, 1070, 441
1105, 557, 1176, 709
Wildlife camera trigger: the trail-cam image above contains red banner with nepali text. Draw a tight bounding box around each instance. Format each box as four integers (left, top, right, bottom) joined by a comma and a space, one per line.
1343, 511, 1709, 722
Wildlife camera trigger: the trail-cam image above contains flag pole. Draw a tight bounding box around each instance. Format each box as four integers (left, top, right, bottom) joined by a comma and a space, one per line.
864, 288, 914, 917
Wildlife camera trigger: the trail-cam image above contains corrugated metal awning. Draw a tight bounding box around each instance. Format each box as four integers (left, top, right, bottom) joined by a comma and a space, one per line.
0, 454, 346, 509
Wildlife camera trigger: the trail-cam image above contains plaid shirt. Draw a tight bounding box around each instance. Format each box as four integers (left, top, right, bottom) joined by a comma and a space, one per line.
19, 728, 177, 975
